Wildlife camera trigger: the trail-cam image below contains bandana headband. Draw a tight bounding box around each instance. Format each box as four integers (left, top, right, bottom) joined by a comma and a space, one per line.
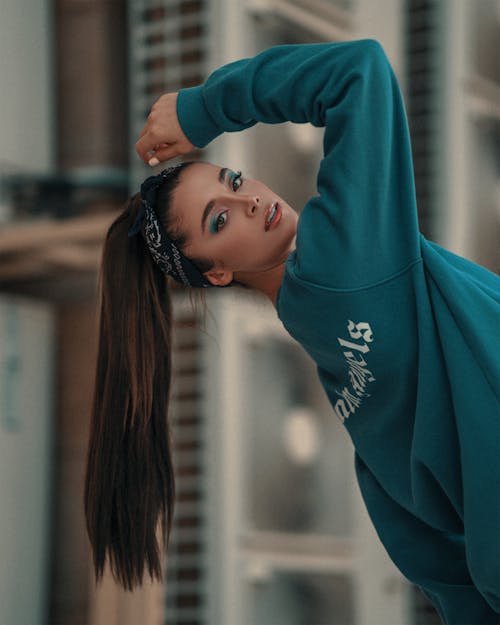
127, 165, 213, 288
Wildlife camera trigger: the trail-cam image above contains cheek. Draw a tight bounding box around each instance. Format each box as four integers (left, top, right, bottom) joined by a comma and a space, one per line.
219, 229, 266, 266
224, 236, 257, 262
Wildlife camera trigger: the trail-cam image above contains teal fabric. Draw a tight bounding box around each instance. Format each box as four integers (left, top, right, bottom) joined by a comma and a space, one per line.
177, 40, 500, 623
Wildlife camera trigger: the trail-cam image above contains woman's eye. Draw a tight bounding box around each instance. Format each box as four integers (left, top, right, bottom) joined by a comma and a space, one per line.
210, 211, 228, 234
230, 170, 243, 191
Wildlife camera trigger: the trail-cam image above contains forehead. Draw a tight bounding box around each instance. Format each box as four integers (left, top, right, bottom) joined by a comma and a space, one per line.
175, 162, 220, 206
170, 161, 220, 237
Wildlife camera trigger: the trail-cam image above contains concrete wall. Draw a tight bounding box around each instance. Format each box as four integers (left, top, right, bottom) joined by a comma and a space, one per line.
0, 0, 54, 174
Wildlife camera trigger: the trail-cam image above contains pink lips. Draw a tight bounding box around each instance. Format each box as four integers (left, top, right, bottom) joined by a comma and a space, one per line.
265, 202, 282, 232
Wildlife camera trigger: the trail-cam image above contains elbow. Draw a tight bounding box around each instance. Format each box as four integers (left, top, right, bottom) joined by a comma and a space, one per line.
357, 38, 391, 69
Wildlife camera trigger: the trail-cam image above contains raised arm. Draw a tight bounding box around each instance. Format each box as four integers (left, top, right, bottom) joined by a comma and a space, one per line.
139, 40, 421, 287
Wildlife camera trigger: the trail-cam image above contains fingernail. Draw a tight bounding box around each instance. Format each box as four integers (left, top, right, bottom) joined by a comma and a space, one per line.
148, 157, 160, 167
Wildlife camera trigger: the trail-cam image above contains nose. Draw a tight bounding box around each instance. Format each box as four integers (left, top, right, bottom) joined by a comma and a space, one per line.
244, 194, 260, 217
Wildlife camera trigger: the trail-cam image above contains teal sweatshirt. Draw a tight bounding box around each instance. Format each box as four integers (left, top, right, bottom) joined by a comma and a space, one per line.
177, 40, 500, 624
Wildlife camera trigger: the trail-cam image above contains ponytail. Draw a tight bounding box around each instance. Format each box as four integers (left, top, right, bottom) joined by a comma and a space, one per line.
84, 193, 176, 591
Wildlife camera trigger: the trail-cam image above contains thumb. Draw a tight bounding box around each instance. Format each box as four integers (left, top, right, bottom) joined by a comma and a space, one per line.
147, 145, 181, 167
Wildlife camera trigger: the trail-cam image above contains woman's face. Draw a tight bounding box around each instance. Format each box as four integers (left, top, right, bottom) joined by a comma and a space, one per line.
170, 162, 298, 286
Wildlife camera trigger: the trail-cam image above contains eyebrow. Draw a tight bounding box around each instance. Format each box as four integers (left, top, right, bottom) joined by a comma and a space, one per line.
201, 167, 229, 233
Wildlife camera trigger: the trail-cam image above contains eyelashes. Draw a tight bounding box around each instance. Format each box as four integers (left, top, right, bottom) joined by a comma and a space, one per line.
210, 211, 228, 233
209, 170, 244, 234
230, 170, 243, 191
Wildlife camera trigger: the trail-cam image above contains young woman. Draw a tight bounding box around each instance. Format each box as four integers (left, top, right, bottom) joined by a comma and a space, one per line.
85, 39, 500, 624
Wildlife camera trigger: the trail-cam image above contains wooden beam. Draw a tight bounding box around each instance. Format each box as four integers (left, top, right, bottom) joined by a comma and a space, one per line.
38, 244, 102, 272
0, 257, 52, 281
0, 211, 120, 255
0, 243, 103, 280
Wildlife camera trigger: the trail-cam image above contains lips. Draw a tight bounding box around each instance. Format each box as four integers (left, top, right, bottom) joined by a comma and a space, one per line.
265, 202, 282, 231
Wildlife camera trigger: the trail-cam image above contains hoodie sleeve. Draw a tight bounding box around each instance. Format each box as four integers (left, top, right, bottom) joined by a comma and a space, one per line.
177, 39, 421, 288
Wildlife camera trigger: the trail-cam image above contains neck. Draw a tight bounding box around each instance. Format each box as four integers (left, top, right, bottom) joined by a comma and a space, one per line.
235, 260, 287, 308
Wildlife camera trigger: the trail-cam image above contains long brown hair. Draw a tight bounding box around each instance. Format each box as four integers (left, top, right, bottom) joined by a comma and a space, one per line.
84, 160, 207, 591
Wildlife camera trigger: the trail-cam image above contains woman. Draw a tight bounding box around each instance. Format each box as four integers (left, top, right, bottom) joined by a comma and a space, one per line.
84, 39, 500, 623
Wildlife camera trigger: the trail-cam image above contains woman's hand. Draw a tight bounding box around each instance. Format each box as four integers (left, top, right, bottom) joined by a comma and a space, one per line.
135, 92, 196, 166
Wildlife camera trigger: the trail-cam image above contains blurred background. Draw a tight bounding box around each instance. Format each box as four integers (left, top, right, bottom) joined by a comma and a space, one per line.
0, 0, 498, 624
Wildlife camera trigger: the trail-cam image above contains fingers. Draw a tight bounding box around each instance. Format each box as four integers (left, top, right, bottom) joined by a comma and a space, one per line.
147, 145, 180, 166
135, 91, 196, 165
138, 120, 148, 139
135, 132, 160, 164
135, 133, 178, 166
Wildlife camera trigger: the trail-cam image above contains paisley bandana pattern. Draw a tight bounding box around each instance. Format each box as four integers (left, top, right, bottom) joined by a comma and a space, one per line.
127, 165, 213, 288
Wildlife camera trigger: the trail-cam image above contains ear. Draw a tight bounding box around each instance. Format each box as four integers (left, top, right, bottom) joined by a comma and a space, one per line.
204, 268, 234, 287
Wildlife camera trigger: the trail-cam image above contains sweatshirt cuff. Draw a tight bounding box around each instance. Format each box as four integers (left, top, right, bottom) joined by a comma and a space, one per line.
177, 85, 223, 149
